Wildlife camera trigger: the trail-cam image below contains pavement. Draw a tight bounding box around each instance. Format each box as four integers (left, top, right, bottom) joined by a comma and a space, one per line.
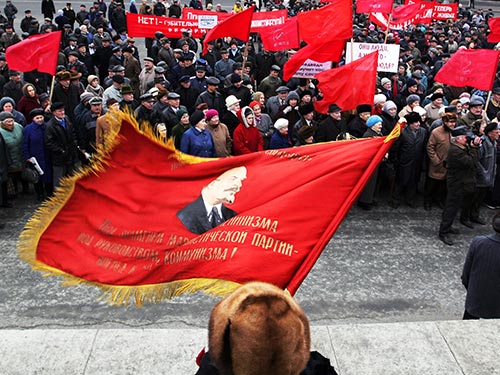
1, 320, 500, 374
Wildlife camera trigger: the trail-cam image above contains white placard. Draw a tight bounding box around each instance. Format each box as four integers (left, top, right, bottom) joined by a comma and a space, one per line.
294, 59, 332, 78
198, 15, 218, 29
346, 42, 400, 73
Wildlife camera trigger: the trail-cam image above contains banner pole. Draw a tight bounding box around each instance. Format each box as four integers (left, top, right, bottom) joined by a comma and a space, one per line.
48, 74, 56, 105
484, 90, 492, 113
384, 13, 392, 43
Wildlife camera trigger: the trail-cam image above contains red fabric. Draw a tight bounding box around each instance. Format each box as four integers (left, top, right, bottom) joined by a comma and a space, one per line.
391, 3, 421, 21
202, 6, 254, 54
259, 18, 300, 52
488, 18, 500, 43
356, 0, 393, 14
5, 31, 61, 75
232, 124, 264, 155
297, 1, 352, 44
283, 40, 345, 81
32, 119, 398, 297
434, 49, 500, 91
314, 51, 379, 114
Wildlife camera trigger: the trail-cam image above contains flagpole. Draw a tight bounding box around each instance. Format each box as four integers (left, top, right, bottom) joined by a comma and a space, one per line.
384, 13, 392, 43
241, 41, 250, 80
484, 90, 492, 113
350, 37, 354, 63
48, 75, 56, 105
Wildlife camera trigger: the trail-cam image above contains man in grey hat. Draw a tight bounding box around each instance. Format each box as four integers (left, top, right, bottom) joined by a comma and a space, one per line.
438, 126, 481, 245
258, 65, 283, 100
459, 96, 486, 127
102, 75, 123, 111
266, 85, 290, 121
195, 76, 225, 116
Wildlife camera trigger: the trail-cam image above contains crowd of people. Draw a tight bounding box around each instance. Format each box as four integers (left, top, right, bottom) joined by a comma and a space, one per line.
0, 0, 500, 246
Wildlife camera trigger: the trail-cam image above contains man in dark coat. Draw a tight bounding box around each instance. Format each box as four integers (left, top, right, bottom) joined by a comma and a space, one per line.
175, 76, 199, 114
93, 36, 114, 82
391, 112, 427, 208
177, 166, 246, 234
195, 77, 226, 117
44, 102, 80, 187
438, 126, 479, 245
315, 104, 345, 142
3, 70, 23, 104
51, 70, 81, 124
461, 212, 500, 319
42, 0, 56, 20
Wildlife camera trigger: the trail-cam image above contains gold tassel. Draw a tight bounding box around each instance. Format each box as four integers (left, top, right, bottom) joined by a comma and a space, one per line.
17, 110, 240, 307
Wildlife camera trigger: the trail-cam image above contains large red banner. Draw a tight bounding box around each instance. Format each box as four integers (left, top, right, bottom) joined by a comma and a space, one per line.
370, 2, 456, 29
182, 8, 287, 32
127, 10, 287, 39
19, 114, 399, 306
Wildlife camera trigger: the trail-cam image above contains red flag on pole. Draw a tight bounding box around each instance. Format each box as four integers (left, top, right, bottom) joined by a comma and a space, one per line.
283, 40, 345, 81
202, 6, 254, 54
488, 17, 500, 43
297, 0, 353, 44
314, 51, 379, 114
259, 18, 300, 52
19, 112, 400, 306
391, 3, 421, 21
356, 0, 393, 14
5, 31, 61, 75
434, 49, 500, 91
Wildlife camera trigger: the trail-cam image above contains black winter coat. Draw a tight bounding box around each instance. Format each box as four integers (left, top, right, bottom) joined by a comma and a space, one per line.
45, 116, 79, 166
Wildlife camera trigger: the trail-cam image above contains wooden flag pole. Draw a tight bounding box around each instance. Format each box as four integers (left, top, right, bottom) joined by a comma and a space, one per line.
484, 90, 493, 113
48, 74, 56, 105
384, 14, 392, 44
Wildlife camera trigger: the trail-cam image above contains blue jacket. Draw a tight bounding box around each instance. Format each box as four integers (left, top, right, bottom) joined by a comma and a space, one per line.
180, 126, 216, 158
269, 131, 291, 150
23, 121, 53, 183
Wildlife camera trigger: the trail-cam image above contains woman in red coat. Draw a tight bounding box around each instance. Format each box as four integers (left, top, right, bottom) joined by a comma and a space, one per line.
232, 106, 264, 155
17, 83, 41, 124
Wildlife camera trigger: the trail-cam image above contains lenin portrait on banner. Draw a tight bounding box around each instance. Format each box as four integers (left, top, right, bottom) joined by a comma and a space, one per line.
177, 166, 247, 234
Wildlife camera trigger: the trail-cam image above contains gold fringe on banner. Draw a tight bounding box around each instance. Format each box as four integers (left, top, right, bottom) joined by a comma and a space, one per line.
17, 110, 241, 307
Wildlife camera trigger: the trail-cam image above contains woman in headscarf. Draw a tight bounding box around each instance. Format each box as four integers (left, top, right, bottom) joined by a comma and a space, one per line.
17, 83, 41, 124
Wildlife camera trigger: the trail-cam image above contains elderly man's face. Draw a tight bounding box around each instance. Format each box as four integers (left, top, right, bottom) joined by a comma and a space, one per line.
210, 167, 247, 205
470, 105, 483, 115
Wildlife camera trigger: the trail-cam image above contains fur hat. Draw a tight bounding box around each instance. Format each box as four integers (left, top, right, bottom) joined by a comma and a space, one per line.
382, 100, 397, 113
274, 118, 289, 130
190, 110, 205, 126
484, 122, 499, 134
299, 103, 314, 116
356, 104, 372, 114
406, 94, 420, 105
405, 111, 421, 124
0, 111, 14, 121
209, 282, 310, 375
381, 77, 391, 86
374, 94, 387, 105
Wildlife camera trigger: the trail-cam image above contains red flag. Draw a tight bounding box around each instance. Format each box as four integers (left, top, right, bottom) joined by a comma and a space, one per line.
297, 1, 352, 44
19, 112, 400, 306
202, 6, 254, 54
5, 31, 61, 75
488, 17, 500, 43
356, 0, 393, 14
314, 51, 379, 113
259, 18, 300, 52
434, 49, 500, 91
391, 3, 421, 20
283, 40, 345, 81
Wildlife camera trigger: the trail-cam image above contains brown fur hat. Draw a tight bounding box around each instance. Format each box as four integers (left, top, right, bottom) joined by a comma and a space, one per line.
208, 282, 311, 375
